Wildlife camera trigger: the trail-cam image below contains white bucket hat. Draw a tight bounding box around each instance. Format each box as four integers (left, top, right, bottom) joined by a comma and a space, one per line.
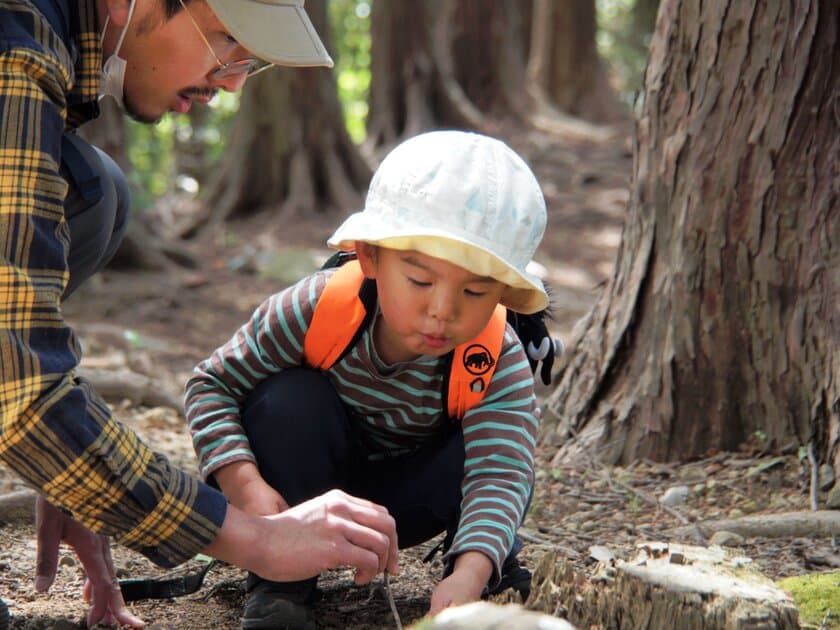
206, 0, 334, 68
328, 131, 549, 314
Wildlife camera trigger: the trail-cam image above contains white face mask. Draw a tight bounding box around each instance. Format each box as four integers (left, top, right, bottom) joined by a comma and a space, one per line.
99, 0, 137, 109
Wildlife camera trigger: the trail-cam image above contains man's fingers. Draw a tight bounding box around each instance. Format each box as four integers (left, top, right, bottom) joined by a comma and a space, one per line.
34, 497, 63, 592
339, 519, 399, 584
343, 498, 399, 575
83, 578, 146, 629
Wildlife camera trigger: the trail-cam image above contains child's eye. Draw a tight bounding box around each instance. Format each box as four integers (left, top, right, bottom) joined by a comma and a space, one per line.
465, 288, 487, 298
408, 277, 431, 287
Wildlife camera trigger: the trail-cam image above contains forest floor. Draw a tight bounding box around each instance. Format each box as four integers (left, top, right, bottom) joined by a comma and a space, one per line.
1, 120, 837, 629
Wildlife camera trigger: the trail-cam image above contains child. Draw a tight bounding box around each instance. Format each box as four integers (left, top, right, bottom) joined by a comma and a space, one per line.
185, 130, 549, 629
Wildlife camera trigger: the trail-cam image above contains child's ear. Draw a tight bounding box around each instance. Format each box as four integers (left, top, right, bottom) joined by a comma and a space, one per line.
355, 242, 379, 279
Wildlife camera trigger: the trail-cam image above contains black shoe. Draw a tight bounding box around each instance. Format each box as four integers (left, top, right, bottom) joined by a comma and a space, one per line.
240, 575, 318, 630
486, 553, 532, 600
483, 538, 532, 601
0, 597, 8, 630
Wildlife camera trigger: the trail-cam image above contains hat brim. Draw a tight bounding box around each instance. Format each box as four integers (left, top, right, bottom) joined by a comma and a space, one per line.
207, 0, 334, 68
328, 213, 549, 314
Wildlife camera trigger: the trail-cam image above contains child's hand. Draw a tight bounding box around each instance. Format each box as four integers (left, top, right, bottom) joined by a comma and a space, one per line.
214, 461, 289, 516
428, 551, 492, 615
235, 476, 289, 516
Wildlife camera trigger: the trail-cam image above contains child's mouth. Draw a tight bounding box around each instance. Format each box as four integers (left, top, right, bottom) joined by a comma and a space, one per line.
422, 334, 449, 349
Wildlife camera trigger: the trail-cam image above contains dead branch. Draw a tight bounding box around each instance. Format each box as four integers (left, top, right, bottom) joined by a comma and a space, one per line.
667, 510, 840, 540
0, 489, 37, 525
76, 367, 183, 411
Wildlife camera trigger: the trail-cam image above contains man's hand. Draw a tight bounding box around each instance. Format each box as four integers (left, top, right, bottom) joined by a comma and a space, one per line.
35, 497, 145, 629
206, 489, 399, 585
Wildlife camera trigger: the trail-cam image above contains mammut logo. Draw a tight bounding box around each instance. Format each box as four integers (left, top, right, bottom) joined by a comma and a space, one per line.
463, 344, 495, 375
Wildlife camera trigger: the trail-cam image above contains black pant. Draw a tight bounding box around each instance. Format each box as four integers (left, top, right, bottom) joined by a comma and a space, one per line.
240, 368, 465, 551
60, 132, 130, 298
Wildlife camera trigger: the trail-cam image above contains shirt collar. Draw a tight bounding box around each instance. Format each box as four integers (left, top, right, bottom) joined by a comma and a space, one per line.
66, 0, 102, 126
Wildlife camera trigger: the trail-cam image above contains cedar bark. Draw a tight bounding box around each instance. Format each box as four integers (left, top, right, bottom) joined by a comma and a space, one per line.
527, 0, 623, 122
544, 1, 839, 469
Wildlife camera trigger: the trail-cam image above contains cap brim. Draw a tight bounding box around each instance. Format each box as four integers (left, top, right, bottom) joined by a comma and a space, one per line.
328, 213, 549, 314
207, 0, 334, 68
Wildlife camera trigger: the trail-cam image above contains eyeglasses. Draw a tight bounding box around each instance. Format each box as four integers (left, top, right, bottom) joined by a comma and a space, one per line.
179, 0, 272, 80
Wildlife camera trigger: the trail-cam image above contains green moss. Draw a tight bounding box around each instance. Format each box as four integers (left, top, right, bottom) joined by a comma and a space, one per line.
778, 572, 840, 629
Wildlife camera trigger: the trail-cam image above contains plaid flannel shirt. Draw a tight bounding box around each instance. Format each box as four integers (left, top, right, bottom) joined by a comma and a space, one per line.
0, 0, 226, 567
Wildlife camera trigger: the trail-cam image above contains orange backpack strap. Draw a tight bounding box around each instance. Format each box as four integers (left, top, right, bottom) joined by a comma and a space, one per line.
303, 260, 369, 369
447, 305, 507, 419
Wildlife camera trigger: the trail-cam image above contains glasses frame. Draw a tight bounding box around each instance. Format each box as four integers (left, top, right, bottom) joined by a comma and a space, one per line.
179, 0, 272, 80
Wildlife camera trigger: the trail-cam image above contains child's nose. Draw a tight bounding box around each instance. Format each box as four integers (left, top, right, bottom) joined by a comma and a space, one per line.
428, 290, 456, 322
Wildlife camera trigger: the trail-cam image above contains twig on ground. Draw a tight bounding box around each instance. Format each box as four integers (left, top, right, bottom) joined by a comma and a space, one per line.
808, 442, 819, 511
383, 571, 403, 630
820, 608, 832, 630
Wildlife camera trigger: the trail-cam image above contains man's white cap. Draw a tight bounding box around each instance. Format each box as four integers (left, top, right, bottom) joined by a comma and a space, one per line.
207, 0, 334, 68
328, 131, 549, 314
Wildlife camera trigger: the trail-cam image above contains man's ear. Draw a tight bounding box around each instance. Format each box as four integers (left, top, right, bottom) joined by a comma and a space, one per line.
103, 0, 133, 28
355, 242, 379, 279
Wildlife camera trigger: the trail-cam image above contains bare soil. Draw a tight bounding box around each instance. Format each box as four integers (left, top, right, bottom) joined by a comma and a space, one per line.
1, 123, 833, 629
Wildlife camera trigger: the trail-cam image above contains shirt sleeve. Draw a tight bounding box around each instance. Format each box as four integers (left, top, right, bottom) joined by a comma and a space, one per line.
444, 326, 539, 585
0, 43, 226, 567
185, 272, 329, 479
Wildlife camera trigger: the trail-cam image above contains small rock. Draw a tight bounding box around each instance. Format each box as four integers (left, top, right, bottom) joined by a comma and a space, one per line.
818, 464, 835, 491
660, 485, 690, 506
728, 508, 744, 519
740, 499, 759, 514
58, 554, 76, 568
709, 530, 745, 547
589, 545, 615, 563
826, 484, 840, 509
680, 468, 708, 484
428, 602, 576, 629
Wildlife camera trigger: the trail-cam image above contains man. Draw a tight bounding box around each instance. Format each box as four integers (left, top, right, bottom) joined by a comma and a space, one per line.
0, 1, 398, 627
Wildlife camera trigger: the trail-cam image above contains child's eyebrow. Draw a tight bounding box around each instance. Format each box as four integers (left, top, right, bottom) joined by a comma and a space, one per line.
401, 255, 498, 283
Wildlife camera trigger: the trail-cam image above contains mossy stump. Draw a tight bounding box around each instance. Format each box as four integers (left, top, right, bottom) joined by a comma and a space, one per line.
528, 543, 800, 629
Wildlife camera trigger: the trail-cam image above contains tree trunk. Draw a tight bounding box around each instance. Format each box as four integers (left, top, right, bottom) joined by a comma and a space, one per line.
527, 0, 623, 122
544, 1, 839, 471
205, 0, 370, 223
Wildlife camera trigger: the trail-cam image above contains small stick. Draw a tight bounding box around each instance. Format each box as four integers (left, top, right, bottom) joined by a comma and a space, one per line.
384, 571, 403, 630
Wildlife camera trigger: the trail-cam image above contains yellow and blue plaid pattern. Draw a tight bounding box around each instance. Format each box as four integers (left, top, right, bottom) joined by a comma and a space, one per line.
0, 0, 225, 567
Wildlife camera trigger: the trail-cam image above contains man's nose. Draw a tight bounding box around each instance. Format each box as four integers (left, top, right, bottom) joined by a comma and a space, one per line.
212, 72, 248, 92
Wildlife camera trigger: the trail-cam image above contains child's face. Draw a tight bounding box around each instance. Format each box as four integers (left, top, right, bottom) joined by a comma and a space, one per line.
357, 245, 506, 364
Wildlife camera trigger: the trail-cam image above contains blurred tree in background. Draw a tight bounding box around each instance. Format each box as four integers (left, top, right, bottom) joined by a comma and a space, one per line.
83, 0, 654, 219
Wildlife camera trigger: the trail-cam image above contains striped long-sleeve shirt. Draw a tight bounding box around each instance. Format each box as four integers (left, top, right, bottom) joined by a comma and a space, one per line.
185, 269, 539, 578
0, 0, 226, 566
